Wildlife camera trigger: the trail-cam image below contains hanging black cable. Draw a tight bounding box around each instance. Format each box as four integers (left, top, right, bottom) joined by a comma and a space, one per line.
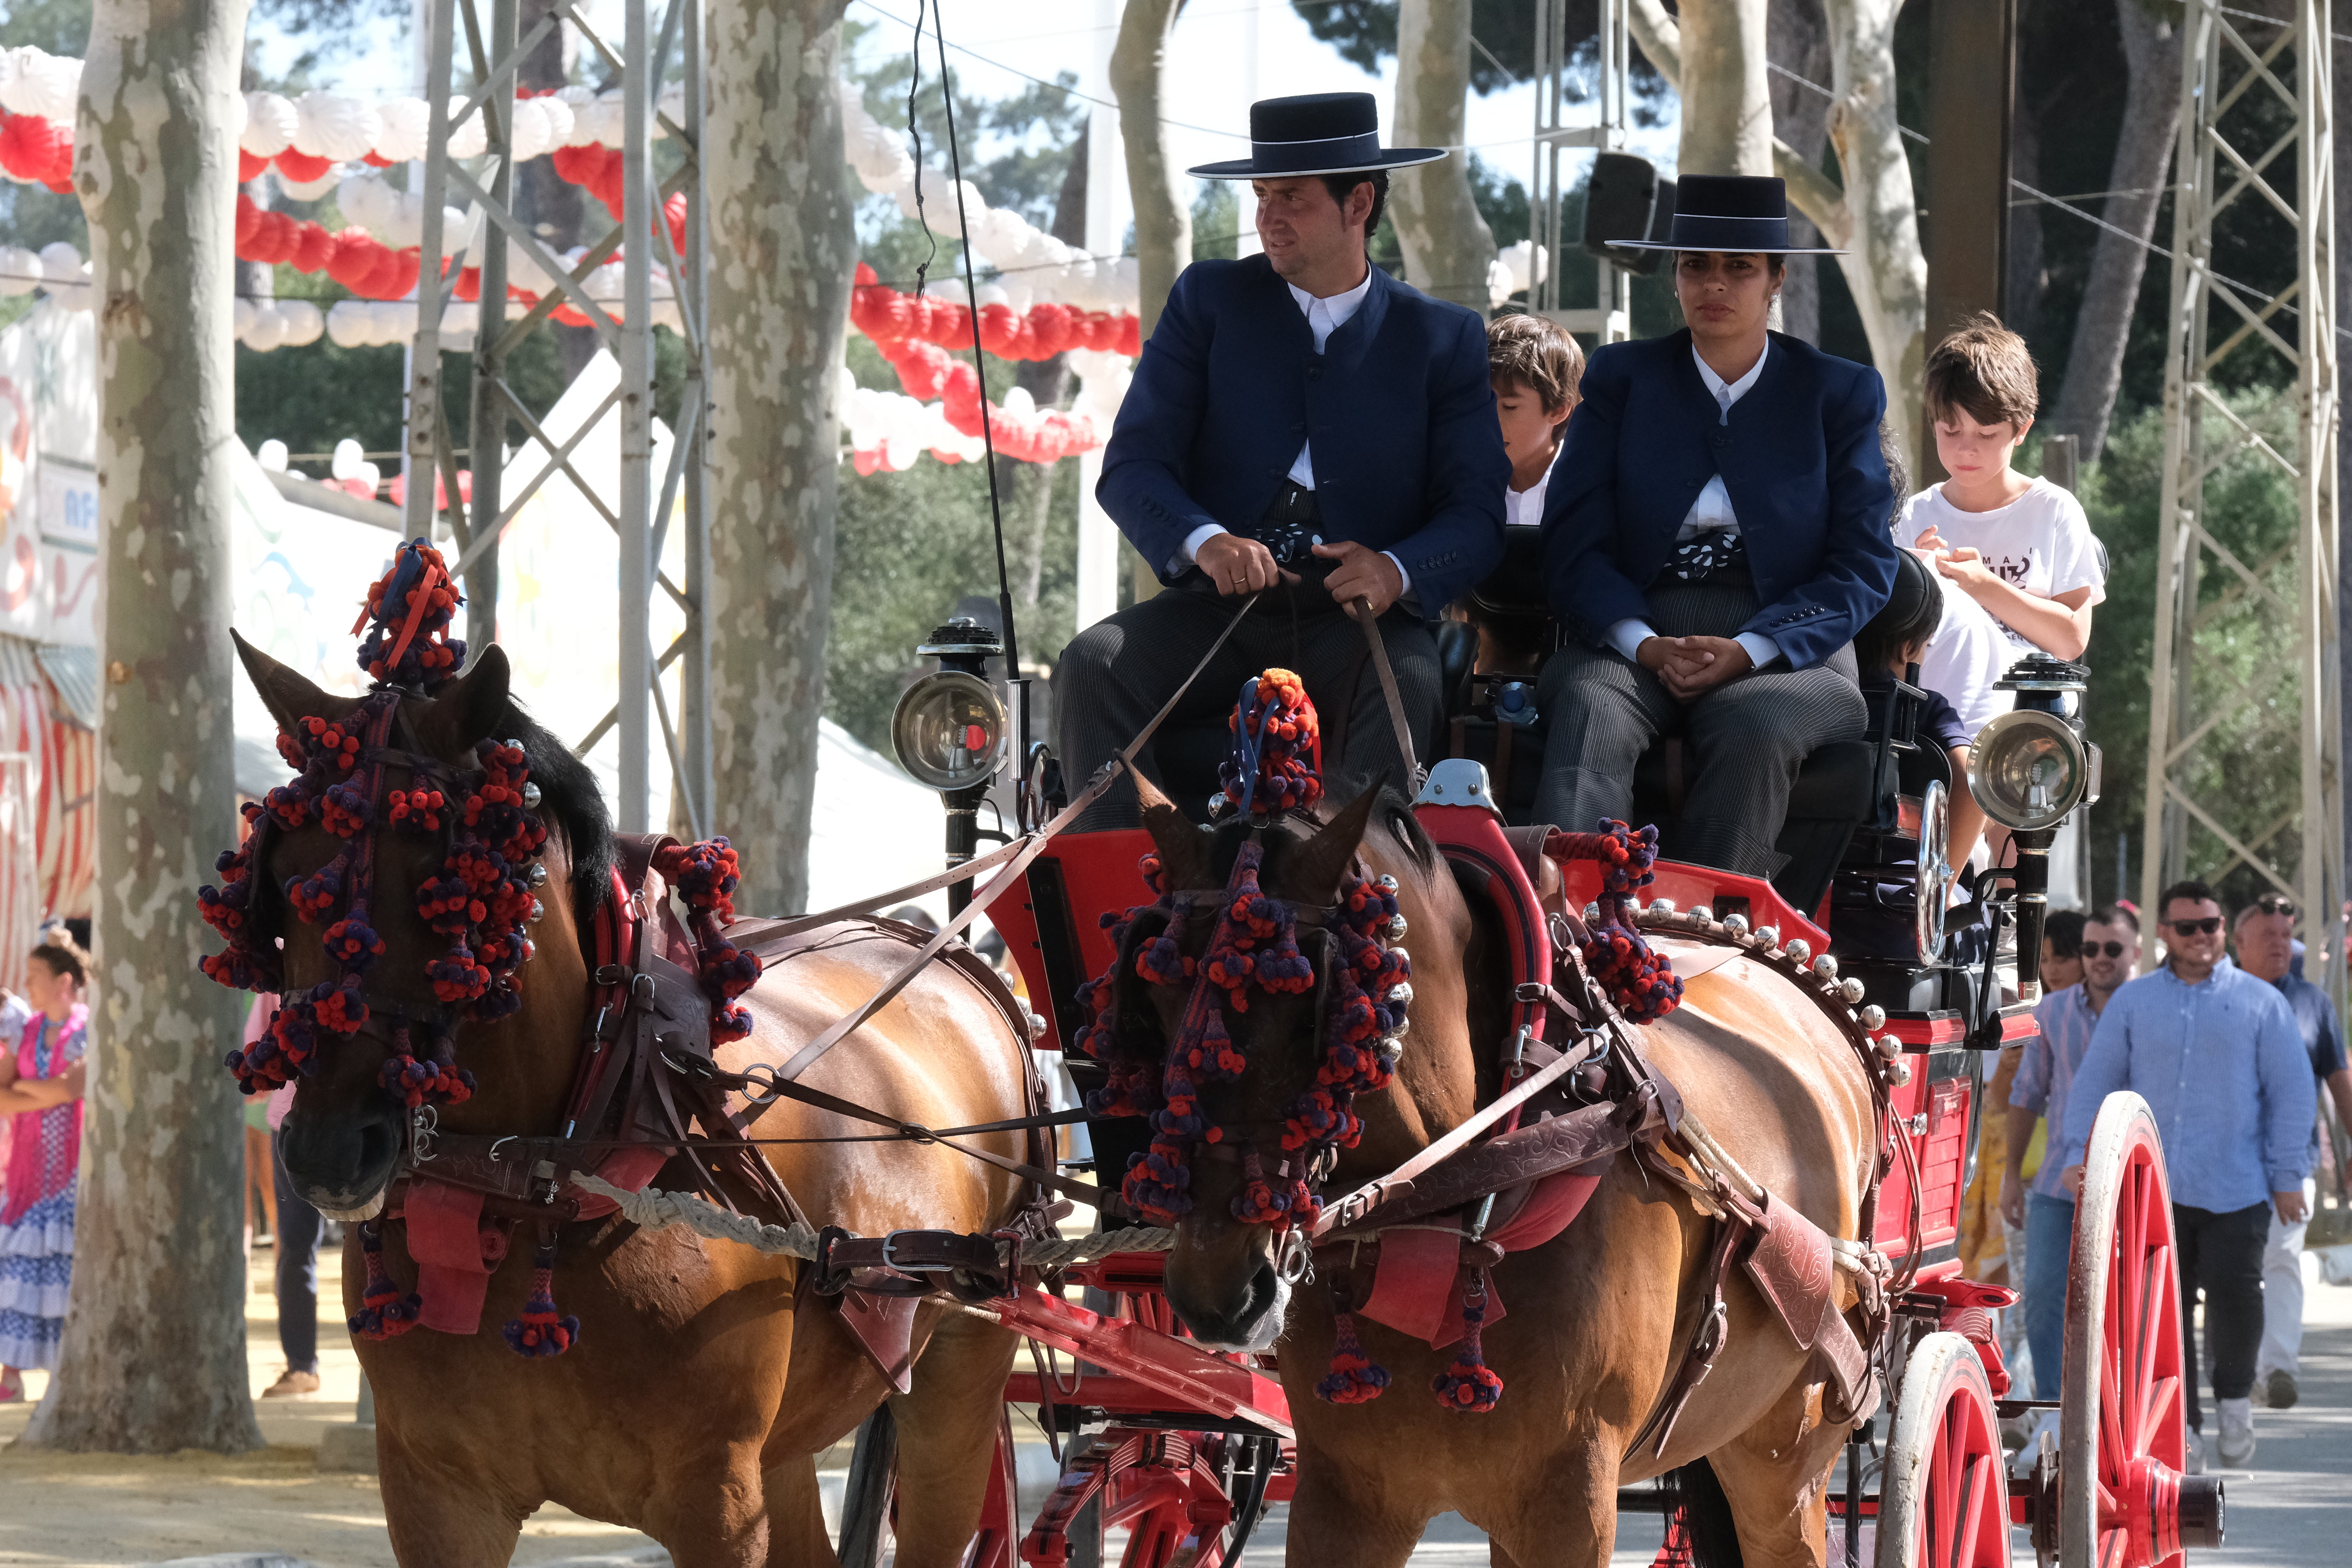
924, 0, 1024, 683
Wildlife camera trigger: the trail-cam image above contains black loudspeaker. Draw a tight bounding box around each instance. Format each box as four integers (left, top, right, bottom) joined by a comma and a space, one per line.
1583, 152, 1674, 276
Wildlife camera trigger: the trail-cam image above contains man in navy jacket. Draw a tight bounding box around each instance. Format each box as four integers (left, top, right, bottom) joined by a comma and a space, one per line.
1536, 176, 1897, 875
1055, 93, 1507, 828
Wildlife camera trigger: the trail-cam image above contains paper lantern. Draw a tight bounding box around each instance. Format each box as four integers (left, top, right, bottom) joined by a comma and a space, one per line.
241, 92, 297, 157
293, 90, 383, 163
278, 300, 326, 347
290, 221, 335, 274
373, 96, 432, 163
274, 148, 333, 185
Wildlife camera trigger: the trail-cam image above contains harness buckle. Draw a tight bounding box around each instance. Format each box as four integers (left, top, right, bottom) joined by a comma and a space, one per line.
594, 964, 629, 986
410, 1105, 439, 1164
1275, 1226, 1315, 1286
631, 973, 657, 1008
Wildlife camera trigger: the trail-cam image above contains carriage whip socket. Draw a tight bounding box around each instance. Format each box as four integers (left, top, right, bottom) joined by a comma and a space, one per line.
1859, 1004, 1886, 1031
1783, 938, 1812, 965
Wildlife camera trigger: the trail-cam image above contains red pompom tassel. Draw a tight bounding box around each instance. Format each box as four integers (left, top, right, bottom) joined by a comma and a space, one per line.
1430, 1270, 1504, 1412
347, 1221, 422, 1341
1315, 1302, 1391, 1405
502, 1230, 580, 1358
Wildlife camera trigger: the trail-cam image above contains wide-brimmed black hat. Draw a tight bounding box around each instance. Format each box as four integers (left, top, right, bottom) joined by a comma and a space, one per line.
1609, 174, 1845, 255
1188, 92, 1447, 181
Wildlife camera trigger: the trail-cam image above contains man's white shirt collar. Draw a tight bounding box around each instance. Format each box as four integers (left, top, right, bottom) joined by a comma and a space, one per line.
1289, 267, 1375, 353
1693, 339, 1769, 421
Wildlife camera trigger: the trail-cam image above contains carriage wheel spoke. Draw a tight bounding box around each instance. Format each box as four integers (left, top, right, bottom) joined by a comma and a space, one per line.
1951, 1450, 1987, 1568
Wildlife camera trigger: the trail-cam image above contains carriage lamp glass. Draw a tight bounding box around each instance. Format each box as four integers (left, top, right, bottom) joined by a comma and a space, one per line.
891, 670, 1008, 792
1968, 709, 2089, 833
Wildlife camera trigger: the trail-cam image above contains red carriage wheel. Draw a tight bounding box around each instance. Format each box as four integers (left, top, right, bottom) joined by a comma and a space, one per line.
2060, 1093, 2223, 1568
1876, 1331, 2011, 1568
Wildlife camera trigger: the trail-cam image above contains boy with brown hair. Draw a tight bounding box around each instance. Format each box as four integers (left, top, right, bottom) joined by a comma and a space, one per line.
1487, 312, 1583, 528
1906, 312, 2105, 673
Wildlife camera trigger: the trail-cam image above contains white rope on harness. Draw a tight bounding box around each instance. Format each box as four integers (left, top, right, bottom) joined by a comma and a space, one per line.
573, 1173, 1177, 1266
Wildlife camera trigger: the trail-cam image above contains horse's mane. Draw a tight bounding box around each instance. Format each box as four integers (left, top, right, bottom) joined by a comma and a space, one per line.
498, 694, 615, 927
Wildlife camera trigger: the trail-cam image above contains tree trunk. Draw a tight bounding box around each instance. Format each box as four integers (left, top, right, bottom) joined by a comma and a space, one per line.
1112, 0, 1189, 336
1822, 0, 1928, 471
2007, 95, 2045, 334
21, 0, 265, 1455
1675, 0, 1774, 177
1767, 0, 1833, 343
2048, 0, 2182, 463
1389, 0, 1495, 311
704, 0, 855, 916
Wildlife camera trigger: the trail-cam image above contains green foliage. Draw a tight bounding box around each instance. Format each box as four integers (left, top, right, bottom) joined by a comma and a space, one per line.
1288, 0, 1671, 117
1468, 155, 1527, 250
1192, 181, 1239, 262
2075, 392, 2306, 912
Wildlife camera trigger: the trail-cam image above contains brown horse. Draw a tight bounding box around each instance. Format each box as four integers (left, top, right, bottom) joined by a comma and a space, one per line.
1128, 777, 1879, 1568
235, 638, 1033, 1568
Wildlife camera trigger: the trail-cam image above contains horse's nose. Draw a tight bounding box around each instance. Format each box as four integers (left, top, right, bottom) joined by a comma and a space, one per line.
279, 1102, 401, 1204
1165, 1254, 1286, 1351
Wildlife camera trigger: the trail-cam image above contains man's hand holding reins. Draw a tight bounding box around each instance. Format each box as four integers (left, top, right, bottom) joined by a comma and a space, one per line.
1313, 540, 1404, 617
1638, 635, 1753, 700
1197, 532, 1294, 597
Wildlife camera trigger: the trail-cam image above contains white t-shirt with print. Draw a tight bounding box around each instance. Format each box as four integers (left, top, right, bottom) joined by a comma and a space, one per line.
1905, 476, 2106, 653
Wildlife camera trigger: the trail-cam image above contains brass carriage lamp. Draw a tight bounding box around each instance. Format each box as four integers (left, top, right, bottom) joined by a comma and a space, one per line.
891, 618, 1011, 914
1968, 654, 2102, 1003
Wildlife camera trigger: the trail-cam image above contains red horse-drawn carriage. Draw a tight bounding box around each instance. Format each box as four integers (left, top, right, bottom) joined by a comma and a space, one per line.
833, 599, 2222, 1568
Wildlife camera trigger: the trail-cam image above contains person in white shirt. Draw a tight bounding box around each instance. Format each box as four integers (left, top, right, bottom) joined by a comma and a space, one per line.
1906, 314, 2107, 669
1490, 313, 1583, 531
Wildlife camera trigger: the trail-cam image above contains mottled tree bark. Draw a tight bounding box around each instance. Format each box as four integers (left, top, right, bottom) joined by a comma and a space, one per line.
1389, 0, 1494, 311
2049, 0, 2181, 462
1766, 0, 1831, 343
21, 0, 265, 1455
1674, 0, 1774, 177
704, 0, 855, 915
1112, 0, 1190, 337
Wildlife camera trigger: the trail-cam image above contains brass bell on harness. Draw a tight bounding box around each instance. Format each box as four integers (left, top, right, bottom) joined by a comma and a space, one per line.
1752, 924, 1781, 952
1812, 954, 1839, 980
528, 899, 545, 923
1377, 874, 1400, 894
1839, 976, 1867, 1005
1885, 1057, 1913, 1087
1387, 982, 1414, 1010
1649, 898, 1675, 918
1722, 913, 1749, 937
1783, 938, 1812, 965
1375, 1035, 1404, 1066
1687, 905, 1711, 923
1386, 913, 1409, 941
1859, 1004, 1886, 1031
522, 782, 543, 809
528, 864, 549, 888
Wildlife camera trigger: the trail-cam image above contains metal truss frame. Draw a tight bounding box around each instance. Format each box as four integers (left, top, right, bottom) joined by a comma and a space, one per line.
401, 0, 711, 838
2141, 0, 2339, 980
1532, 0, 1632, 343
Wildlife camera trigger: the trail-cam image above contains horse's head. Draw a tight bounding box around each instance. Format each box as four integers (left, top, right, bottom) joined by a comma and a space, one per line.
1110, 775, 1399, 1350
225, 632, 607, 1219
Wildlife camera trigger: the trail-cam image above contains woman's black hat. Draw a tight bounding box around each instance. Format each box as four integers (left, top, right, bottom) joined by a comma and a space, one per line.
1610, 174, 1845, 255
1188, 92, 1447, 181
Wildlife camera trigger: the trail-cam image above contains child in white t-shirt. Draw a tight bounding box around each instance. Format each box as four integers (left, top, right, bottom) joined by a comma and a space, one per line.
1907, 314, 2106, 665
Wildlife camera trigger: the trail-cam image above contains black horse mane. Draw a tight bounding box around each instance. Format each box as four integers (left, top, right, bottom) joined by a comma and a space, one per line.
496, 694, 615, 928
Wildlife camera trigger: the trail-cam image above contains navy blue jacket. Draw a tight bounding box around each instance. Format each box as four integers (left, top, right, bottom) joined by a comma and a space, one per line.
1540, 329, 1899, 671
1098, 256, 1508, 611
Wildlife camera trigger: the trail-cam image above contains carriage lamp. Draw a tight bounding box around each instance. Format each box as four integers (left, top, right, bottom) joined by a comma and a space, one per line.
892, 618, 1010, 914
1969, 655, 2100, 1003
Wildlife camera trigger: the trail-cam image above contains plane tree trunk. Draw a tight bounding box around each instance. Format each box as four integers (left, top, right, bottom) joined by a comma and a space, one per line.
704, 0, 856, 914
1389, 0, 1496, 311
1112, 0, 1190, 336
20, 0, 266, 1456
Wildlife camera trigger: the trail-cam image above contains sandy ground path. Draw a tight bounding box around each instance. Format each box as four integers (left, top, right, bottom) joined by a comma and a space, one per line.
0, 1249, 2345, 1564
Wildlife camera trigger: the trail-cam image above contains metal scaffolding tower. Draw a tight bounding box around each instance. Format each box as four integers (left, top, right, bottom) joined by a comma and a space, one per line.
2141, 1, 2339, 968
401, 0, 710, 838
1531, 0, 1633, 343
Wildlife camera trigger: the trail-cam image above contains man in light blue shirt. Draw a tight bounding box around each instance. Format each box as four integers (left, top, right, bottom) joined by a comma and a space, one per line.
2058, 879, 2316, 1472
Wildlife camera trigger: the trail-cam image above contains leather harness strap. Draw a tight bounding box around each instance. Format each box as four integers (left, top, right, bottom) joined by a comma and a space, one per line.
1347, 595, 1425, 791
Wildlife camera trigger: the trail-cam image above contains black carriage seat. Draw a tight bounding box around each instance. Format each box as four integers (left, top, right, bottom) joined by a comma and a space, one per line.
1449, 524, 1909, 918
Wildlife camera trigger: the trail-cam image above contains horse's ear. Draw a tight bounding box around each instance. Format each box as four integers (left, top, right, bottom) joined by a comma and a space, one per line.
232, 629, 338, 735
1286, 787, 1380, 900
433, 644, 512, 747
1136, 772, 1213, 890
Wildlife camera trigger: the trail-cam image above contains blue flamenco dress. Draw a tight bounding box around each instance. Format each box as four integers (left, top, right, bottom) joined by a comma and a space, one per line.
0, 1004, 87, 1370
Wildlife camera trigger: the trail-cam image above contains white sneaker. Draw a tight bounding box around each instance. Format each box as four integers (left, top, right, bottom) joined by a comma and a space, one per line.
2217, 1398, 2256, 1468
2185, 1428, 2207, 1475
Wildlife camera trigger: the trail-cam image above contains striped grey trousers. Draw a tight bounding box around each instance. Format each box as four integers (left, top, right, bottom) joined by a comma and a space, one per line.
1533, 573, 1864, 876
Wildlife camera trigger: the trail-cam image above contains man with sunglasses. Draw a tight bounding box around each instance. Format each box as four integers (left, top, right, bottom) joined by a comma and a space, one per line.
2232, 894, 2352, 1412
2003, 905, 2137, 1453
2058, 879, 2315, 1472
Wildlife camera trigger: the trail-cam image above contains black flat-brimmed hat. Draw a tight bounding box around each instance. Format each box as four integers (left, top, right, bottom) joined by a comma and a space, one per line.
1609, 174, 1845, 255
1188, 92, 1447, 181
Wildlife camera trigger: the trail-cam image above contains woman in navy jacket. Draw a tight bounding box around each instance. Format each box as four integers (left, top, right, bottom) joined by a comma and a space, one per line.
1535, 176, 1898, 876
